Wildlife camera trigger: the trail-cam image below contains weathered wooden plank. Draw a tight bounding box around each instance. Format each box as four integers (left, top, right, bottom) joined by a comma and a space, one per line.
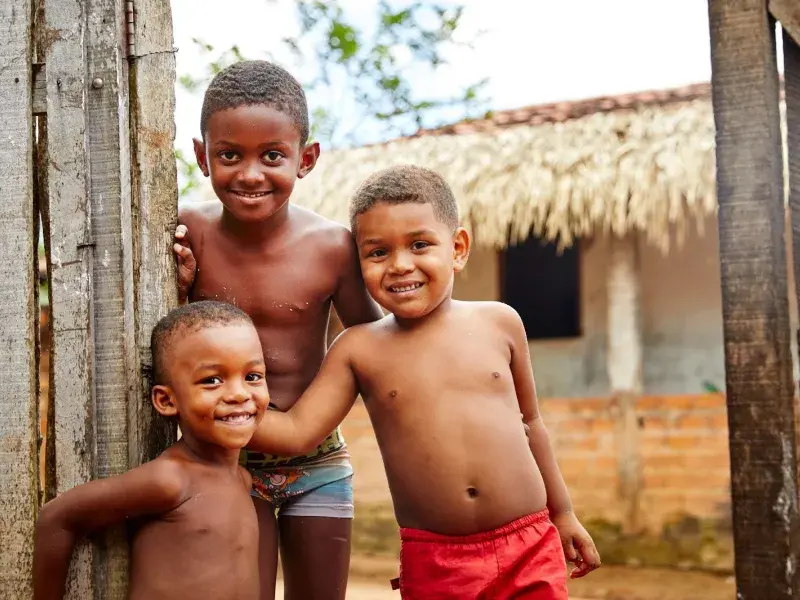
129, 0, 179, 466
770, 0, 800, 47
784, 17, 800, 483
41, 0, 95, 595
0, 0, 38, 597
707, 1, 800, 597
32, 62, 46, 115
84, 0, 135, 596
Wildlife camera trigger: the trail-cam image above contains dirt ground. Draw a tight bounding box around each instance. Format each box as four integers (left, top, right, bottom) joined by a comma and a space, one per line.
276, 561, 734, 600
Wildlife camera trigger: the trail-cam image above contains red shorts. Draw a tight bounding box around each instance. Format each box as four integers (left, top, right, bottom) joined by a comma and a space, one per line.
397, 510, 568, 599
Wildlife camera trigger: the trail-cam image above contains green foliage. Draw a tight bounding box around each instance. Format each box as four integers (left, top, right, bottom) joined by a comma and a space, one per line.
177, 1, 487, 148
175, 148, 203, 197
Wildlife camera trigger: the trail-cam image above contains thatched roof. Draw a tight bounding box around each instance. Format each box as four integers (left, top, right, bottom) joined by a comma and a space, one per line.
291, 83, 719, 252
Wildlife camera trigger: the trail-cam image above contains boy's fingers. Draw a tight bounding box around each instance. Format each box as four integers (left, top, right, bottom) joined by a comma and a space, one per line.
576, 539, 601, 572
173, 243, 193, 259
175, 224, 188, 240
570, 562, 592, 579
562, 539, 578, 562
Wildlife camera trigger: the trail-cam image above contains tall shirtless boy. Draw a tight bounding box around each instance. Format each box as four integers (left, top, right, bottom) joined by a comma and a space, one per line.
249, 165, 601, 599
33, 301, 269, 600
172, 60, 383, 600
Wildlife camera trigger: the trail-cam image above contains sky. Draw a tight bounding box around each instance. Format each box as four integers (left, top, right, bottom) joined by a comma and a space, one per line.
169, 0, 719, 200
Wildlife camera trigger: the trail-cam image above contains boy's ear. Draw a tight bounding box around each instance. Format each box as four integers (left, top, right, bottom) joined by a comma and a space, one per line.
193, 138, 210, 177
452, 227, 471, 273
297, 141, 320, 179
152, 385, 179, 418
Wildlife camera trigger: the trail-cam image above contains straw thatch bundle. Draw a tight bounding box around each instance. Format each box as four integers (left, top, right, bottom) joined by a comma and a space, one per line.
291, 86, 720, 252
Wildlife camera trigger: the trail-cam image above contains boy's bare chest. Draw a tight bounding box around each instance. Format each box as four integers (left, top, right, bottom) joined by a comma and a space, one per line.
359, 328, 514, 406
162, 482, 257, 542
192, 246, 338, 322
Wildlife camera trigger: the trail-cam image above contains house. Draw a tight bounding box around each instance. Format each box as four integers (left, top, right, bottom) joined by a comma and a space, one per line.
291, 83, 770, 549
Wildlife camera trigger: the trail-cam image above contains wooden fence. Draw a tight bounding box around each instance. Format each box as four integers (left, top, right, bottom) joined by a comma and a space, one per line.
0, 0, 178, 597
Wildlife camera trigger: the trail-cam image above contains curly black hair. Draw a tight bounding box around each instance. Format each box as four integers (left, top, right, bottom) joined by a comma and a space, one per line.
150, 301, 254, 385
349, 165, 459, 232
200, 60, 309, 144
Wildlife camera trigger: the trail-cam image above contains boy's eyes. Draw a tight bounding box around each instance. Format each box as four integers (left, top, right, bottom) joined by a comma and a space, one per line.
263, 150, 283, 163
215, 150, 283, 163
366, 241, 431, 258
198, 373, 264, 385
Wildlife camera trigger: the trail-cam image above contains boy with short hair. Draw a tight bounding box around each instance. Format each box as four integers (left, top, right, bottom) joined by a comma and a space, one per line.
33, 301, 270, 600
249, 165, 601, 599
172, 60, 384, 600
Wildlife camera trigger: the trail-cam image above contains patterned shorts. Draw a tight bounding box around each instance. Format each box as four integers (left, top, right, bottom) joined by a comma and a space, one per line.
243, 429, 354, 519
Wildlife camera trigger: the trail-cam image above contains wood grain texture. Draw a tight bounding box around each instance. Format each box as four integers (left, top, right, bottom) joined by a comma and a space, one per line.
0, 1, 38, 597
129, 0, 179, 466
42, 0, 95, 594
708, 1, 800, 597
84, 0, 134, 596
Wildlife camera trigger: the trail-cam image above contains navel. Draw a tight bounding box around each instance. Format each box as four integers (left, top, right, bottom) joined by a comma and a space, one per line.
492, 372, 501, 379
389, 390, 398, 399
467, 487, 479, 498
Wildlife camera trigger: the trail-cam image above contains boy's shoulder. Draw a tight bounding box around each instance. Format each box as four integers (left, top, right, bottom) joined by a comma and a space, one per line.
130, 444, 194, 506
455, 299, 521, 322
178, 199, 223, 230
289, 205, 353, 245
330, 313, 392, 351
453, 300, 524, 336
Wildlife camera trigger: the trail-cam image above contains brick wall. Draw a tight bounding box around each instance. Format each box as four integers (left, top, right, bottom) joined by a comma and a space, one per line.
341, 393, 732, 532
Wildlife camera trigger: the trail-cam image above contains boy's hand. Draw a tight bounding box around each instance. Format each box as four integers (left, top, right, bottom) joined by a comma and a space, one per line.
173, 224, 197, 303
551, 511, 600, 578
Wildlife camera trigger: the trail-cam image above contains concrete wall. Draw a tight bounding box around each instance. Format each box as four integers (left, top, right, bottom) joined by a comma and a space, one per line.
454, 216, 729, 397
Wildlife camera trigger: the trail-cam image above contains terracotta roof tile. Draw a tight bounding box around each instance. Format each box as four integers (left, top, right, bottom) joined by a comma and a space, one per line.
414, 81, 712, 137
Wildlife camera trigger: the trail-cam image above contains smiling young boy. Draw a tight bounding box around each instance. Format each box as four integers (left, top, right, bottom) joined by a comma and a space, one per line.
33, 301, 269, 600
172, 60, 383, 600
248, 165, 601, 599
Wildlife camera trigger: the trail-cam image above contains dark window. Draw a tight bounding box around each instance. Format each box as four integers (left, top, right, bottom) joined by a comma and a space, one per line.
501, 237, 580, 340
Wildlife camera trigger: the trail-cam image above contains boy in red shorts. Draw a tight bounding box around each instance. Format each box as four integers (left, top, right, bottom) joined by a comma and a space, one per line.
249, 165, 600, 598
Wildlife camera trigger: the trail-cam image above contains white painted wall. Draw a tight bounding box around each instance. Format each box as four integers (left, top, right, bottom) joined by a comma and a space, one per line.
452, 216, 757, 398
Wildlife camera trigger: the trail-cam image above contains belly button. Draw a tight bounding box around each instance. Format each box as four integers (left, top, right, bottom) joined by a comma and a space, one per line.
389, 390, 397, 399
492, 372, 500, 379
467, 487, 479, 498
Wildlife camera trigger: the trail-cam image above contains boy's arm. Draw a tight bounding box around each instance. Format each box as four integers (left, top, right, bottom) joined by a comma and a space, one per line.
248, 329, 361, 455
331, 231, 383, 327
500, 304, 601, 578
33, 459, 188, 600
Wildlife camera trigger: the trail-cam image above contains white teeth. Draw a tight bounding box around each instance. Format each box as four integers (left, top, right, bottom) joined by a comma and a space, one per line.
233, 191, 269, 198
219, 413, 253, 423
390, 283, 422, 293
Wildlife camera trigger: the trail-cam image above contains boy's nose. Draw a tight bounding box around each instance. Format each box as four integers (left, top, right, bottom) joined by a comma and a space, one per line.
226, 383, 251, 403
389, 253, 414, 274
237, 162, 266, 186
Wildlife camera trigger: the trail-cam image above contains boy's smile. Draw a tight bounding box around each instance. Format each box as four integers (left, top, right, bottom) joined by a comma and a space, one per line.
193, 104, 319, 224
355, 202, 469, 321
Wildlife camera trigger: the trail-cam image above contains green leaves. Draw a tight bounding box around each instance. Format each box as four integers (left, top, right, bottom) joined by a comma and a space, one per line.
177, 0, 488, 170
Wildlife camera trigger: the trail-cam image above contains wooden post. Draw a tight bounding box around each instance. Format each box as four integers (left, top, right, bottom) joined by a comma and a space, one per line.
0, 0, 39, 597
708, 1, 800, 597
783, 10, 800, 491
606, 233, 643, 533
129, 0, 179, 465
38, 0, 177, 596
